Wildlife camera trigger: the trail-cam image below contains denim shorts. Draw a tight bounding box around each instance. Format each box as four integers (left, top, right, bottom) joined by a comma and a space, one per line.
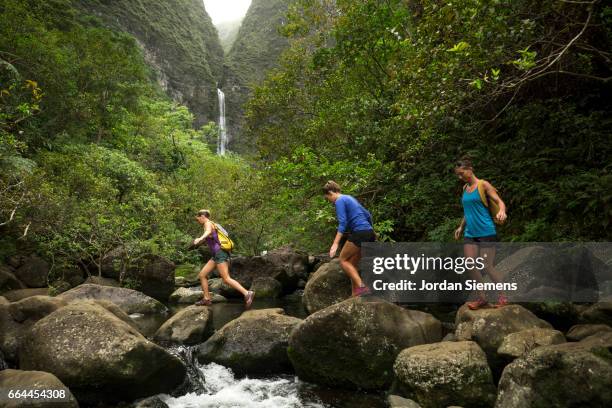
212, 249, 230, 264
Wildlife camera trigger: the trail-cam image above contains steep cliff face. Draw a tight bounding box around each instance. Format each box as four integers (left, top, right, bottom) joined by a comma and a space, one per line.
222, 0, 292, 153
78, 0, 224, 126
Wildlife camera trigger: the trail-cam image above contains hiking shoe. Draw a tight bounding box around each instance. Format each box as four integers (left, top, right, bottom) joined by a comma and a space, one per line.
353, 285, 371, 297
494, 294, 509, 308
245, 291, 255, 309
467, 298, 489, 310
195, 298, 212, 306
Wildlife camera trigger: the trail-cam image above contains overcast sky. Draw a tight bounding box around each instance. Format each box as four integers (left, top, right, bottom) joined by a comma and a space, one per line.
203, 0, 252, 25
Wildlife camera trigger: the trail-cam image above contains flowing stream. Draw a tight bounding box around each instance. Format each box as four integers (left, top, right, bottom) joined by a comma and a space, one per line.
216, 88, 228, 155
131, 297, 387, 408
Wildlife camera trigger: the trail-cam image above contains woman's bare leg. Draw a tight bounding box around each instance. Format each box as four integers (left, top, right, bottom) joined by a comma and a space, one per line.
339, 241, 363, 291
481, 246, 506, 298
464, 243, 486, 300
217, 262, 248, 297
198, 259, 216, 300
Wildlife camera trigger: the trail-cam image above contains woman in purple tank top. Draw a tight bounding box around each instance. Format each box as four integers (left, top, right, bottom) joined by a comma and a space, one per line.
192, 209, 254, 308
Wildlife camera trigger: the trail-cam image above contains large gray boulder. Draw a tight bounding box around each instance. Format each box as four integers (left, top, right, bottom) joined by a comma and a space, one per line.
0, 264, 25, 294
154, 305, 213, 345
302, 259, 351, 314
169, 287, 203, 304
495, 338, 612, 407
198, 308, 302, 375
19, 301, 186, 404
496, 245, 606, 301
84, 275, 120, 287
0, 369, 79, 407
0, 296, 67, 362
497, 328, 565, 360
455, 304, 551, 371
1, 288, 49, 302
250, 276, 282, 298
100, 249, 175, 301
15, 255, 49, 288
393, 341, 496, 408
58, 284, 168, 314
566, 323, 612, 341
288, 297, 442, 390
229, 246, 310, 293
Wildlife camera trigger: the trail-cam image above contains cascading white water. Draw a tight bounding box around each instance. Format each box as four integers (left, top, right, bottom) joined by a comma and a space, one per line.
217, 88, 228, 155
157, 347, 328, 408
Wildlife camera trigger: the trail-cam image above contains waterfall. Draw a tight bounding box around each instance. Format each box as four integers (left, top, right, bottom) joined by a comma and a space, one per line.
217, 88, 228, 155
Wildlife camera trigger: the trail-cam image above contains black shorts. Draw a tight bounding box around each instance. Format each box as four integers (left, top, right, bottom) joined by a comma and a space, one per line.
464, 235, 498, 247
347, 230, 376, 247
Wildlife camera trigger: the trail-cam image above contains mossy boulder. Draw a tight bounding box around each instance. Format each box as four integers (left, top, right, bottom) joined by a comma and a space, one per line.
302, 259, 351, 314
0, 296, 68, 362
288, 297, 442, 390
497, 328, 565, 361
0, 369, 78, 408
0, 264, 25, 294
19, 301, 186, 404
197, 308, 301, 375
566, 324, 612, 341
495, 339, 612, 407
58, 284, 168, 315
250, 276, 282, 298
15, 255, 49, 288
393, 341, 496, 408
455, 304, 551, 372
154, 305, 213, 345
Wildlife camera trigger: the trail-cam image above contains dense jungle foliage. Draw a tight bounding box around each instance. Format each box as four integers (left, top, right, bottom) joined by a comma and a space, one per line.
1, 0, 611, 285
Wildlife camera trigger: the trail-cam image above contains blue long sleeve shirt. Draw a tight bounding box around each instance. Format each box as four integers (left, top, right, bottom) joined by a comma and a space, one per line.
335, 194, 373, 233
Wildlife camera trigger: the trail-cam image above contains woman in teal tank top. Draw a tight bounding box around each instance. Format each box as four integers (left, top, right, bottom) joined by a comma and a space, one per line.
454, 158, 508, 310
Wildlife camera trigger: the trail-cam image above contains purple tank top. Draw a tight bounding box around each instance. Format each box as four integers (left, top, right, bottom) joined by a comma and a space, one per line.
205, 227, 221, 254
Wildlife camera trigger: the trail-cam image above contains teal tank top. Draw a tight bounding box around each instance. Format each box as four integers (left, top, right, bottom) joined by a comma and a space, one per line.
462, 187, 496, 238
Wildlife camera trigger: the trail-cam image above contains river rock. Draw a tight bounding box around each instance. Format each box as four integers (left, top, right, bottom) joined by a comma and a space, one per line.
174, 264, 200, 287
0, 296, 9, 306
169, 287, 203, 304
209, 277, 241, 298
230, 246, 309, 293
566, 323, 612, 341
154, 305, 213, 345
126, 254, 176, 301
0, 369, 79, 407
496, 245, 602, 301
521, 301, 581, 331
132, 396, 169, 408
0, 296, 67, 362
288, 297, 442, 389
58, 284, 168, 314
84, 275, 120, 287
393, 341, 496, 408
0, 264, 25, 294
302, 259, 351, 314
2, 288, 49, 302
15, 255, 49, 288
198, 308, 302, 375
578, 301, 612, 326
455, 304, 551, 371
497, 328, 565, 360
388, 395, 422, 408
100, 249, 175, 301
250, 276, 282, 298
495, 340, 612, 407
19, 301, 186, 404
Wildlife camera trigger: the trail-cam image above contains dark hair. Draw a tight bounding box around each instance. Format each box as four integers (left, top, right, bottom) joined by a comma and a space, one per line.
197, 209, 210, 218
455, 157, 473, 169
323, 180, 341, 194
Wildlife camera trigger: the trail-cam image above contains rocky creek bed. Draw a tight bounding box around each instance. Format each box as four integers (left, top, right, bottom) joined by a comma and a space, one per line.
1, 245, 612, 407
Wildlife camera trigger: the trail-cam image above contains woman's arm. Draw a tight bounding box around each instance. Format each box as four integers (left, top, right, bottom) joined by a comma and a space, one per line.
329, 231, 344, 258
454, 217, 466, 240
484, 181, 507, 222
194, 221, 213, 245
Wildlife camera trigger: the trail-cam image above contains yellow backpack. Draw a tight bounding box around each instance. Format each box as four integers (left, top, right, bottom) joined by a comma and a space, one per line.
476, 180, 505, 225
212, 222, 235, 252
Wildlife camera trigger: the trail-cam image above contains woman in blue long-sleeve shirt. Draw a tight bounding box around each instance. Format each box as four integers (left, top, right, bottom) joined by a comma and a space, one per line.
323, 180, 376, 297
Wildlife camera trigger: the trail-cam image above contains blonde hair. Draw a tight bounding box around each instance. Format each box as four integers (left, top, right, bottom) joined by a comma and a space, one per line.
197, 209, 211, 218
